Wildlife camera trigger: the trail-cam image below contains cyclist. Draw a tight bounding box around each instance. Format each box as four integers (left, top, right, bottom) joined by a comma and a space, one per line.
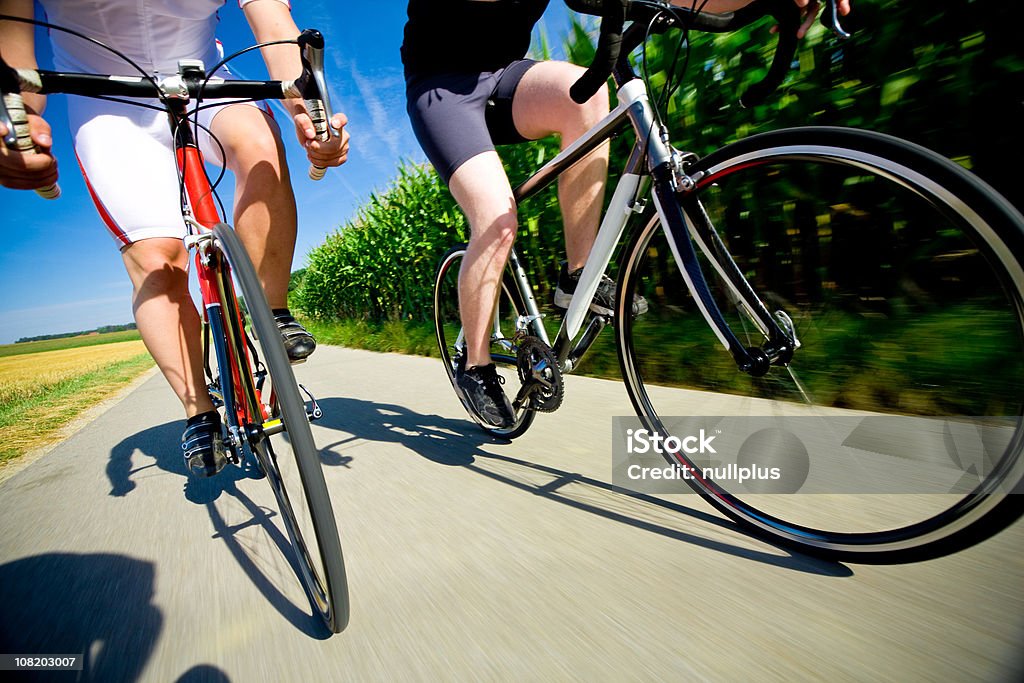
0, 0, 350, 476
402, 0, 850, 429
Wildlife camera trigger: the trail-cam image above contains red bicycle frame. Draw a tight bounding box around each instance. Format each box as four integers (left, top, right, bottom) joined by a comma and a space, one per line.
169, 98, 270, 432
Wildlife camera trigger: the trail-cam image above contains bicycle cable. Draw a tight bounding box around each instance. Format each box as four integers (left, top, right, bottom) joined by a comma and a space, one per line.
181, 38, 301, 215
634, 0, 707, 178
172, 115, 230, 220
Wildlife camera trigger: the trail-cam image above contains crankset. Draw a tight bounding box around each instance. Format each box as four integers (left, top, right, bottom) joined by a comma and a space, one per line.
513, 335, 564, 413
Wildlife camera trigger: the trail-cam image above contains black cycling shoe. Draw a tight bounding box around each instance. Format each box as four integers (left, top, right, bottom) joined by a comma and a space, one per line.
455, 358, 516, 429
274, 312, 316, 363
181, 411, 228, 478
552, 261, 648, 317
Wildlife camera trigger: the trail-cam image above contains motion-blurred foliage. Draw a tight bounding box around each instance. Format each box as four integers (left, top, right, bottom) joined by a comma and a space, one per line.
296, 0, 1024, 322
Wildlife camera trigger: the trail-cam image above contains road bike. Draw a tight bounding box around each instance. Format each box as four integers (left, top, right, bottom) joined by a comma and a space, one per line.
433, 0, 1024, 563
1, 20, 349, 631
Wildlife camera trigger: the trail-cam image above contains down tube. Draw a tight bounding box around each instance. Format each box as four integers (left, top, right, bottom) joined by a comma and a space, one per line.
651, 177, 753, 369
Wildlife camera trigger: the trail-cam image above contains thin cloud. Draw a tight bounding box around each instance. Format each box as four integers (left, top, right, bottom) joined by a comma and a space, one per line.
345, 59, 417, 171
350, 62, 403, 159
1, 296, 128, 318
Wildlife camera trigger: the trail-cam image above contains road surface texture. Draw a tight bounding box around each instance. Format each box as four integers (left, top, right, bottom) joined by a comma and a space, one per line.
1, 346, 1022, 682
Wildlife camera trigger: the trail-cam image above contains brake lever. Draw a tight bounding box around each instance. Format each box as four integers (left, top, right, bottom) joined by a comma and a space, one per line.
298, 30, 339, 137
822, 0, 851, 39
295, 29, 338, 181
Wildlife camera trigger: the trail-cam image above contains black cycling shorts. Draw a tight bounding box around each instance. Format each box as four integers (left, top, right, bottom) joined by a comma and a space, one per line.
405, 59, 538, 185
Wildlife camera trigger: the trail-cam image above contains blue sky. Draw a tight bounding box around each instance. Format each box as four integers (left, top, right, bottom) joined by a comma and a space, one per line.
0, 1, 573, 344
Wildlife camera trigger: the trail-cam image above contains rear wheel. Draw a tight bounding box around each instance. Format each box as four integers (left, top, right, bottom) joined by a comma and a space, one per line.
433, 244, 536, 439
214, 223, 349, 631
617, 127, 1024, 562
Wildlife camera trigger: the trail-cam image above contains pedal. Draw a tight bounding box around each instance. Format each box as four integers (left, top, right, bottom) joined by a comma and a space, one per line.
207, 381, 224, 409
299, 383, 323, 421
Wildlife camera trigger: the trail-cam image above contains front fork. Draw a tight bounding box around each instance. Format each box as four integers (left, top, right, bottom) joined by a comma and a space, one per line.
204, 302, 248, 459
651, 162, 796, 376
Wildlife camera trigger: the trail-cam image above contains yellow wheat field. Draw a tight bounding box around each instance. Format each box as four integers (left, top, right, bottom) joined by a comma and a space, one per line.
0, 340, 151, 406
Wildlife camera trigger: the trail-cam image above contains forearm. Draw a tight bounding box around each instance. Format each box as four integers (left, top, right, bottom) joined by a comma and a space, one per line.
669, 0, 851, 39
670, 0, 852, 16
242, 0, 305, 118
670, 0, 749, 12
0, 0, 45, 114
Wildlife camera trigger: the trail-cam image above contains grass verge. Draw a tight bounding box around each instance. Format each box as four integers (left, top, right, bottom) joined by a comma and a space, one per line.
0, 330, 142, 358
0, 354, 154, 465
299, 306, 1022, 418
300, 317, 442, 358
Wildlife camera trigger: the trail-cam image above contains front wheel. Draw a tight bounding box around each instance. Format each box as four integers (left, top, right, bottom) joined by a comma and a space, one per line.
617, 127, 1024, 563
433, 244, 536, 439
214, 223, 349, 632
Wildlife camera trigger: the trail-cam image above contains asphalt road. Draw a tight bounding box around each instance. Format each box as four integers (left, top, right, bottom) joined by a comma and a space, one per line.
1, 345, 1022, 682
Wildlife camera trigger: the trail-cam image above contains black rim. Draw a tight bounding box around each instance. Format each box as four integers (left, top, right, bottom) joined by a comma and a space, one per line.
433, 245, 536, 438
214, 223, 349, 631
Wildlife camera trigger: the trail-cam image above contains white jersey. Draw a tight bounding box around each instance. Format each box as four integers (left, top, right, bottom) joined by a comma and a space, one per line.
41, 0, 223, 77
35, 0, 292, 247
39, 0, 288, 76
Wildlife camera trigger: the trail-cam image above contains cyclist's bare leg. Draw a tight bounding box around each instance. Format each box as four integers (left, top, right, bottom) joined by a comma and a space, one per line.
209, 104, 296, 310
121, 237, 213, 418
450, 62, 609, 367
448, 151, 518, 368
511, 61, 609, 271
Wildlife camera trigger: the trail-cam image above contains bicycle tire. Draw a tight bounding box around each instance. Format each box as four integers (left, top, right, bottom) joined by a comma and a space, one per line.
616, 126, 1024, 563
213, 223, 349, 631
433, 243, 537, 439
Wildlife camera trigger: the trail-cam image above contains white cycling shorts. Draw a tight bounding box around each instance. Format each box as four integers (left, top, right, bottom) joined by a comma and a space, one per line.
71, 90, 264, 249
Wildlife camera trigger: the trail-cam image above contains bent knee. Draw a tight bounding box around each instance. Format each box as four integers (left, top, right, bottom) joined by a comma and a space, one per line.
491, 210, 519, 246
583, 83, 610, 122
471, 208, 519, 250
214, 110, 286, 172
122, 239, 189, 294
226, 130, 285, 173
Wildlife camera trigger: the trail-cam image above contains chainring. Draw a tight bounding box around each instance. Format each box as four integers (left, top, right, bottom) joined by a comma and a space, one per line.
516, 335, 564, 413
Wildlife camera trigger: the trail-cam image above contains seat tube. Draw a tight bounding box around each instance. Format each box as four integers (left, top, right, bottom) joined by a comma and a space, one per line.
506, 247, 550, 346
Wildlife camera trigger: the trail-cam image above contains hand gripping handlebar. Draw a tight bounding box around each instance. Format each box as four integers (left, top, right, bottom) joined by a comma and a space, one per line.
565, 0, 849, 107
0, 60, 60, 199
292, 29, 339, 181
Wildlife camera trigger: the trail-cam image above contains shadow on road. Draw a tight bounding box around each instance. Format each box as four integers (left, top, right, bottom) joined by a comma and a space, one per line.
314, 397, 852, 577
0, 553, 161, 682
175, 664, 232, 682
106, 422, 330, 638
